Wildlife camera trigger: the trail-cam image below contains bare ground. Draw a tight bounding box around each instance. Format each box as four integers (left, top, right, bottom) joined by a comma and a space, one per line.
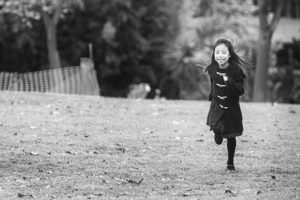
0, 91, 299, 200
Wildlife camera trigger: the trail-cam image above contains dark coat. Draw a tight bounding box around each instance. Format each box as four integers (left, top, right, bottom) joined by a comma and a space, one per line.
206, 63, 245, 138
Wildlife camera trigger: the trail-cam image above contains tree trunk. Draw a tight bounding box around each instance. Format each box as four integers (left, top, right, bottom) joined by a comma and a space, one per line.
253, 30, 271, 102
46, 22, 61, 69
296, 0, 300, 18
40, 0, 63, 69
252, 0, 284, 102
285, 0, 292, 18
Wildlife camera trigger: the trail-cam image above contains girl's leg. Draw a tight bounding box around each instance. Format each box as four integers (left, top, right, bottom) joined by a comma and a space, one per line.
227, 137, 236, 170
213, 129, 223, 145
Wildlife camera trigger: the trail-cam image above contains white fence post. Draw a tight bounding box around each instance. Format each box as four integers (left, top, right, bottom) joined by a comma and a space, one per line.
80, 58, 100, 96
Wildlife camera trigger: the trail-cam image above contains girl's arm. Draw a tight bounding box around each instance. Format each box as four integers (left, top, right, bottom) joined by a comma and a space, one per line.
206, 64, 213, 101
208, 78, 213, 101
224, 69, 245, 97
225, 77, 244, 96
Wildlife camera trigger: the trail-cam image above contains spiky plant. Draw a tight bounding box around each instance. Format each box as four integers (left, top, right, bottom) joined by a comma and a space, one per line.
163, 40, 208, 77
162, 40, 211, 100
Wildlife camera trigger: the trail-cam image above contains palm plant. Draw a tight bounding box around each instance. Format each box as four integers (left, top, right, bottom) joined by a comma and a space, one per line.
162, 40, 211, 100
163, 41, 207, 76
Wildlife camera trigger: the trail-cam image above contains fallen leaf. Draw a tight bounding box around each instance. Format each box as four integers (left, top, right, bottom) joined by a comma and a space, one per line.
17, 193, 26, 197
127, 178, 144, 185
257, 190, 262, 195
115, 147, 127, 153
50, 111, 60, 115
225, 189, 236, 196
225, 189, 233, 194
152, 112, 159, 116
271, 175, 276, 179
65, 151, 75, 155
180, 193, 190, 197
29, 152, 39, 156
172, 120, 180, 125
162, 186, 170, 190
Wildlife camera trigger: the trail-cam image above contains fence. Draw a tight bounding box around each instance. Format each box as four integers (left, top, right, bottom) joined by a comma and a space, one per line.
0, 58, 100, 96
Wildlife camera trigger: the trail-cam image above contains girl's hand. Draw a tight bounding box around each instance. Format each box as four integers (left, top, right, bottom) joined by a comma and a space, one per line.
223, 75, 228, 82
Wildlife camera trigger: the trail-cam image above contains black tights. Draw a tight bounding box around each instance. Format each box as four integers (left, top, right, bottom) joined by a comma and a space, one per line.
227, 137, 236, 166
213, 129, 236, 166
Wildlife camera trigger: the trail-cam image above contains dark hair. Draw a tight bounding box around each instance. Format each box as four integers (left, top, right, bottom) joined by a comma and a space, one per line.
208, 38, 252, 74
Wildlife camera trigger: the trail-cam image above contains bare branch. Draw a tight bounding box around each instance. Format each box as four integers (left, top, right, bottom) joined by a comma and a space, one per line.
270, 0, 284, 33
258, 0, 269, 29
52, 0, 63, 25
38, 0, 50, 29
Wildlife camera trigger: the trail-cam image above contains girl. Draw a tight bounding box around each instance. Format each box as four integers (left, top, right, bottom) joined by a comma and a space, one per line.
206, 38, 249, 171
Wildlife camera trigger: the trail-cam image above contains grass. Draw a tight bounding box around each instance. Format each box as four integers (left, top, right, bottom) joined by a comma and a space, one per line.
0, 91, 299, 200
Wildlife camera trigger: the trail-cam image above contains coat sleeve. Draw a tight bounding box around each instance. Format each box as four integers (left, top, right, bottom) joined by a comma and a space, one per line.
206, 65, 213, 101
208, 77, 213, 101
225, 68, 245, 97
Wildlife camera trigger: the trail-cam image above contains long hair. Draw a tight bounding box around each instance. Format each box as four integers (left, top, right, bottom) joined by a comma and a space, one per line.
208, 38, 252, 74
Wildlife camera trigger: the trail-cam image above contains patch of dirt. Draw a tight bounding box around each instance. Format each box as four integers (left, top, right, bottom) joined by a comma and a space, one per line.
0, 91, 299, 199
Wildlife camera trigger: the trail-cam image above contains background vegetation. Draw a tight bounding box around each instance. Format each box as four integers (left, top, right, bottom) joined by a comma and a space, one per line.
0, 0, 299, 102
0, 0, 181, 97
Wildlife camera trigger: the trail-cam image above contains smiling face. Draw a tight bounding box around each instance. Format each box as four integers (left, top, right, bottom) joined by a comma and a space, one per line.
214, 43, 230, 67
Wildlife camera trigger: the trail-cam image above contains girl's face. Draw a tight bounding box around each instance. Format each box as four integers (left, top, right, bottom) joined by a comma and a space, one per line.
214, 43, 230, 66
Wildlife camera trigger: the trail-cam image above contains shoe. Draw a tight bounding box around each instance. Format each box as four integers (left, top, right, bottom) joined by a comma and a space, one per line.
227, 164, 236, 172
214, 133, 223, 145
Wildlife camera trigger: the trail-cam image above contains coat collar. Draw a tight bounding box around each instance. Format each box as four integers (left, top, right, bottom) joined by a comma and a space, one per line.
215, 63, 236, 71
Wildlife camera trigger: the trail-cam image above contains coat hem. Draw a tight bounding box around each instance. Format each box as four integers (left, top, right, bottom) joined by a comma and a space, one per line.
209, 126, 243, 138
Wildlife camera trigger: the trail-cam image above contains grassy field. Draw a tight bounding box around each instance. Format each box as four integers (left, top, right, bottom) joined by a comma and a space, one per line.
0, 91, 299, 200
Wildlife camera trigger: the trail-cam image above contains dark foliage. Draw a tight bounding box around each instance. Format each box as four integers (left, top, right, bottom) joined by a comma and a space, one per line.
0, 0, 180, 97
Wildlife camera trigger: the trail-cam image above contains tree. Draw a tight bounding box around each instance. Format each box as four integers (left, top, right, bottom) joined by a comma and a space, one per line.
37, 0, 83, 69
39, 0, 63, 69
0, 0, 83, 69
67, 0, 181, 97
194, 0, 256, 18
39, 0, 64, 69
0, 1, 38, 72
252, 0, 284, 102
1, 0, 181, 97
